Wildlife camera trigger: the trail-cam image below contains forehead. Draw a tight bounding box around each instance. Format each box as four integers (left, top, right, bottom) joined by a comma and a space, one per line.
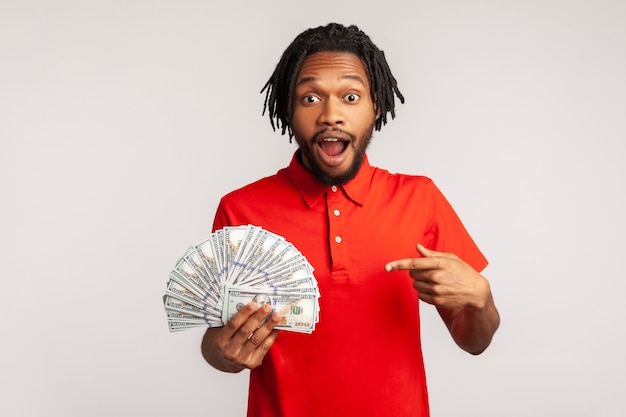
296, 52, 369, 87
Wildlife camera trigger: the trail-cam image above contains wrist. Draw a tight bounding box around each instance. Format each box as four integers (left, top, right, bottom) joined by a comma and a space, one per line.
468, 276, 491, 310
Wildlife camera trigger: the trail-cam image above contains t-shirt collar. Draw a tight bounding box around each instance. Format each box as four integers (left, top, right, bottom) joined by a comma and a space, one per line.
287, 150, 373, 208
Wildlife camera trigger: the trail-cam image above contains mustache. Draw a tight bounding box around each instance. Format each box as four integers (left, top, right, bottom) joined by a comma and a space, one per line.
312, 128, 356, 143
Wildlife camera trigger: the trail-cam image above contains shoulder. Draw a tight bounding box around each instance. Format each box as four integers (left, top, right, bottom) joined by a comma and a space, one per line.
371, 166, 436, 192
365, 166, 450, 212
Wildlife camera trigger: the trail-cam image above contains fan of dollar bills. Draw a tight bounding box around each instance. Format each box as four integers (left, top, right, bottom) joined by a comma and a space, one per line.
163, 225, 320, 333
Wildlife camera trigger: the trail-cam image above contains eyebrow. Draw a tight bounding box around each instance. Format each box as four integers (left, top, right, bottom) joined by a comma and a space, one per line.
296, 74, 367, 87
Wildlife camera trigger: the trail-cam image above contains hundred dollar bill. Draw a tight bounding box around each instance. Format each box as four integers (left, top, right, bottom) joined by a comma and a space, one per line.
171, 260, 221, 307
163, 226, 320, 333
255, 241, 302, 273
181, 247, 221, 298
231, 226, 268, 285
165, 279, 222, 317
167, 322, 207, 332
222, 285, 318, 333
165, 310, 216, 325
270, 276, 320, 295
165, 310, 218, 331
234, 231, 285, 283
231, 225, 264, 276
223, 225, 256, 284
193, 239, 221, 285
231, 284, 319, 297
167, 322, 203, 332
210, 230, 225, 279
246, 257, 315, 287
164, 295, 222, 325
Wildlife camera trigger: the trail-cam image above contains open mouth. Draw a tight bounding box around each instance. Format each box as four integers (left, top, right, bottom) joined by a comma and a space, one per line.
312, 130, 354, 168
318, 138, 349, 157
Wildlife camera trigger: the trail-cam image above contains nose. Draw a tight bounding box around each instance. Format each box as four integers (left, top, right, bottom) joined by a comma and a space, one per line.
318, 98, 344, 126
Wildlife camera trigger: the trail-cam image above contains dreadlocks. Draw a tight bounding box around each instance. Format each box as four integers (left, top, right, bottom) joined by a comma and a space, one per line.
261, 23, 405, 141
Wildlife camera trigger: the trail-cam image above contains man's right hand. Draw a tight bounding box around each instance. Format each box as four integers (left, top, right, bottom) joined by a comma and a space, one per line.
201, 302, 281, 372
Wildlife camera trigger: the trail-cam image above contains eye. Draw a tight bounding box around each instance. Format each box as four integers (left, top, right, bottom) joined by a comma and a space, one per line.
344, 93, 360, 103
303, 95, 320, 104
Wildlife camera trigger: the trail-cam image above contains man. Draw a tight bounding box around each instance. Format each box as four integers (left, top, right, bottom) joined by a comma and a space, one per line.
201, 23, 500, 417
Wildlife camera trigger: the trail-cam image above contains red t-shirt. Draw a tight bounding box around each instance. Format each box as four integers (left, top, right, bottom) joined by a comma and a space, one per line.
212, 152, 487, 417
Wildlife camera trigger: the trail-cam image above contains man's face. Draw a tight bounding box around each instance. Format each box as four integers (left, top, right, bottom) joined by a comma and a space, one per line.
291, 52, 378, 186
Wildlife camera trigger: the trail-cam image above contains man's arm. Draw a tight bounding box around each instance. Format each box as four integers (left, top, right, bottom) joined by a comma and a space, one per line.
201, 302, 282, 372
385, 244, 500, 354
436, 280, 499, 355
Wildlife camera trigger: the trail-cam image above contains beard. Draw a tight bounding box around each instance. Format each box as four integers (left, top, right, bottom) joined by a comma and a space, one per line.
298, 122, 374, 186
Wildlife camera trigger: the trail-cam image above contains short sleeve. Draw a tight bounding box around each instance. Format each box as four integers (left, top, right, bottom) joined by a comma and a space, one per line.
422, 180, 488, 272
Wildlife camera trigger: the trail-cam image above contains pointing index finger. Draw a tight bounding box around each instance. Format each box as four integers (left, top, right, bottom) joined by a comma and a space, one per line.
385, 257, 433, 272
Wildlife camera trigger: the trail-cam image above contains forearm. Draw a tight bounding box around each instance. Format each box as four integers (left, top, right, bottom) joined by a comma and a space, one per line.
201, 328, 245, 373
444, 289, 500, 355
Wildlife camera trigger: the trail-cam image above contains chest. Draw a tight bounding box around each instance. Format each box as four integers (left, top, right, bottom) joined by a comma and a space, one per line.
243, 188, 429, 281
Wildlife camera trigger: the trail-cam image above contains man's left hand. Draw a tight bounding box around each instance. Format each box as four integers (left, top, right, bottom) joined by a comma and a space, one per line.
385, 244, 490, 310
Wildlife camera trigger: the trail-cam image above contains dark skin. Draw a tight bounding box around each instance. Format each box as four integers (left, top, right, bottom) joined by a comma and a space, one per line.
201, 52, 499, 371
201, 302, 281, 372
385, 244, 500, 355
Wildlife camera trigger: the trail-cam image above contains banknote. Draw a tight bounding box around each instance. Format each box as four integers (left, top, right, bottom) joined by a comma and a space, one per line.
165, 309, 221, 331
222, 286, 319, 333
162, 225, 320, 333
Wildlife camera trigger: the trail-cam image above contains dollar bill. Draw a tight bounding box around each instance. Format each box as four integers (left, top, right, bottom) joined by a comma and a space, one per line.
234, 231, 285, 283
223, 225, 255, 284
181, 247, 221, 300
165, 279, 222, 317
193, 239, 222, 290
163, 225, 320, 333
163, 296, 222, 327
222, 285, 318, 333
171, 260, 221, 307
165, 310, 220, 331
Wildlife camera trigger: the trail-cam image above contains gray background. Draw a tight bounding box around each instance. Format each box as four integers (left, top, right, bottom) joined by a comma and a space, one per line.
2, 1, 625, 416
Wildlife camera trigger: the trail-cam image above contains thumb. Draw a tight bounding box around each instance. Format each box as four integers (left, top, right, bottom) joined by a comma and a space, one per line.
416, 244, 439, 257
417, 244, 458, 261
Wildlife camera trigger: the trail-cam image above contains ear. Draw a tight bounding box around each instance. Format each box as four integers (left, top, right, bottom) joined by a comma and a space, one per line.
374, 104, 382, 120
285, 107, 291, 123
